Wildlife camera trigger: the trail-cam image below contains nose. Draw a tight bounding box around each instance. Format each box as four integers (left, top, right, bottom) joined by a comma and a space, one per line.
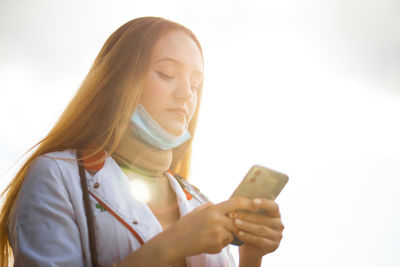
174, 76, 194, 101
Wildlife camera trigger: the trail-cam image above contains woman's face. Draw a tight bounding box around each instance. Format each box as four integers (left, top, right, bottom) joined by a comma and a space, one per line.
141, 30, 204, 136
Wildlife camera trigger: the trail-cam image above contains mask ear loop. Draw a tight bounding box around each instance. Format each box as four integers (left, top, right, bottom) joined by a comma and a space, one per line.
77, 150, 100, 267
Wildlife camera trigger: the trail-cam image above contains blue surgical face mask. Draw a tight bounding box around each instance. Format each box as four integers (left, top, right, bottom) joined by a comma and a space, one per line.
130, 104, 191, 150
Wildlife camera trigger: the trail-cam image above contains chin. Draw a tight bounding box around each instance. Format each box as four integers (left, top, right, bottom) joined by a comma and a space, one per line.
160, 118, 187, 136
164, 124, 186, 136
169, 128, 186, 136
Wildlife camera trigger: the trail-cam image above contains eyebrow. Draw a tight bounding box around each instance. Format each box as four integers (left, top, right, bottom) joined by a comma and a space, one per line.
154, 57, 203, 76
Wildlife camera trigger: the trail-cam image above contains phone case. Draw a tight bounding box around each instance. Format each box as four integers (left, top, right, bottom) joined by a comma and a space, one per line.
230, 165, 288, 246
230, 165, 288, 200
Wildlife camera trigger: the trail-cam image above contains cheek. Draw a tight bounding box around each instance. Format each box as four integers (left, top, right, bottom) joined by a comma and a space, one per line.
143, 73, 164, 98
141, 73, 169, 110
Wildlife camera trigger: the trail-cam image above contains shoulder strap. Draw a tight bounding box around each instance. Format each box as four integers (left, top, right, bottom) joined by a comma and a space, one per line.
77, 150, 99, 267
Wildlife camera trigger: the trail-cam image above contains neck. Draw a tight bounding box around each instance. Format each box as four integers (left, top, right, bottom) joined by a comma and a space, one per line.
112, 124, 173, 176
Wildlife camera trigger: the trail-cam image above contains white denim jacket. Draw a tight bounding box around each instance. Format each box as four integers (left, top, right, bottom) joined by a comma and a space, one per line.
8, 150, 236, 267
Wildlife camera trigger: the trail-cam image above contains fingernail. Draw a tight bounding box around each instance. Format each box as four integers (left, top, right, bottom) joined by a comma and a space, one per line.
253, 198, 262, 205
235, 219, 243, 225
238, 231, 244, 236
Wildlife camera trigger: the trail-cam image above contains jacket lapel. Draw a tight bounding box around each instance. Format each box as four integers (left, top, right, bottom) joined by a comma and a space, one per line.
86, 156, 163, 243
165, 172, 193, 217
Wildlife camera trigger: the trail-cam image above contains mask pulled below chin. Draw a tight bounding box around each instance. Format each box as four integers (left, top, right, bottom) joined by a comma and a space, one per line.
130, 104, 191, 150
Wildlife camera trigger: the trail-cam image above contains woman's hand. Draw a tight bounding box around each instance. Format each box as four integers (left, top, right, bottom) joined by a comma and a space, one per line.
163, 197, 259, 258
231, 198, 284, 266
120, 197, 259, 266
141, 197, 258, 265
118, 197, 282, 267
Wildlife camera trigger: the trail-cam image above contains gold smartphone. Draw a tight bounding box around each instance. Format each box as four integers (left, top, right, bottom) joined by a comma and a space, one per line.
230, 165, 288, 200
230, 165, 288, 246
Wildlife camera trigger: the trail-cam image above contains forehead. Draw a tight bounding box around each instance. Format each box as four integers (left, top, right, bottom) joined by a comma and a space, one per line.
150, 30, 203, 74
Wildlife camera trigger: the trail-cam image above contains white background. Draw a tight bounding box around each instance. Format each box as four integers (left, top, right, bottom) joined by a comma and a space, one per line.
1, 0, 399, 266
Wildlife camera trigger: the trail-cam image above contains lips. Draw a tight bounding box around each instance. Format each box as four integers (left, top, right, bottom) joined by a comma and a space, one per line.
167, 107, 188, 117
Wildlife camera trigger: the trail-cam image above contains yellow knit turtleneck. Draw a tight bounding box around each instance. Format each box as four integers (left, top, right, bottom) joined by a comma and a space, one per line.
112, 123, 173, 175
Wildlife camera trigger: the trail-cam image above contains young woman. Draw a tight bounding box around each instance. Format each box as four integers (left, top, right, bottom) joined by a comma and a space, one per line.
0, 17, 284, 267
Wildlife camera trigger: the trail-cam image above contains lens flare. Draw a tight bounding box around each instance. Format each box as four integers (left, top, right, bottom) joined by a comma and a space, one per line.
129, 179, 150, 203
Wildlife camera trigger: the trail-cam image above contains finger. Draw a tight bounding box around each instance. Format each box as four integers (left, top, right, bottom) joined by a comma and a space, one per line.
234, 219, 282, 241
252, 199, 281, 218
222, 230, 234, 247
218, 212, 240, 235
211, 228, 234, 252
215, 197, 259, 214
199, 205, 240, 235
207, 216, 235, 248
233, 211, 284, 231
237, 230, 280, 253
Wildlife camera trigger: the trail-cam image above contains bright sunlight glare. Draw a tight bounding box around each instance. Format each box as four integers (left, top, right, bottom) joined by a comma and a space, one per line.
129, 179, 151, 203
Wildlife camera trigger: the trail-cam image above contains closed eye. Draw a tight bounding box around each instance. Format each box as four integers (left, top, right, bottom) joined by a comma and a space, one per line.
157, 71, 174, 80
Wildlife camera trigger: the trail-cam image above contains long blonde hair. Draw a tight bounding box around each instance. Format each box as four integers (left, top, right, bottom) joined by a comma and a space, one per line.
0, 16, 204, 266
